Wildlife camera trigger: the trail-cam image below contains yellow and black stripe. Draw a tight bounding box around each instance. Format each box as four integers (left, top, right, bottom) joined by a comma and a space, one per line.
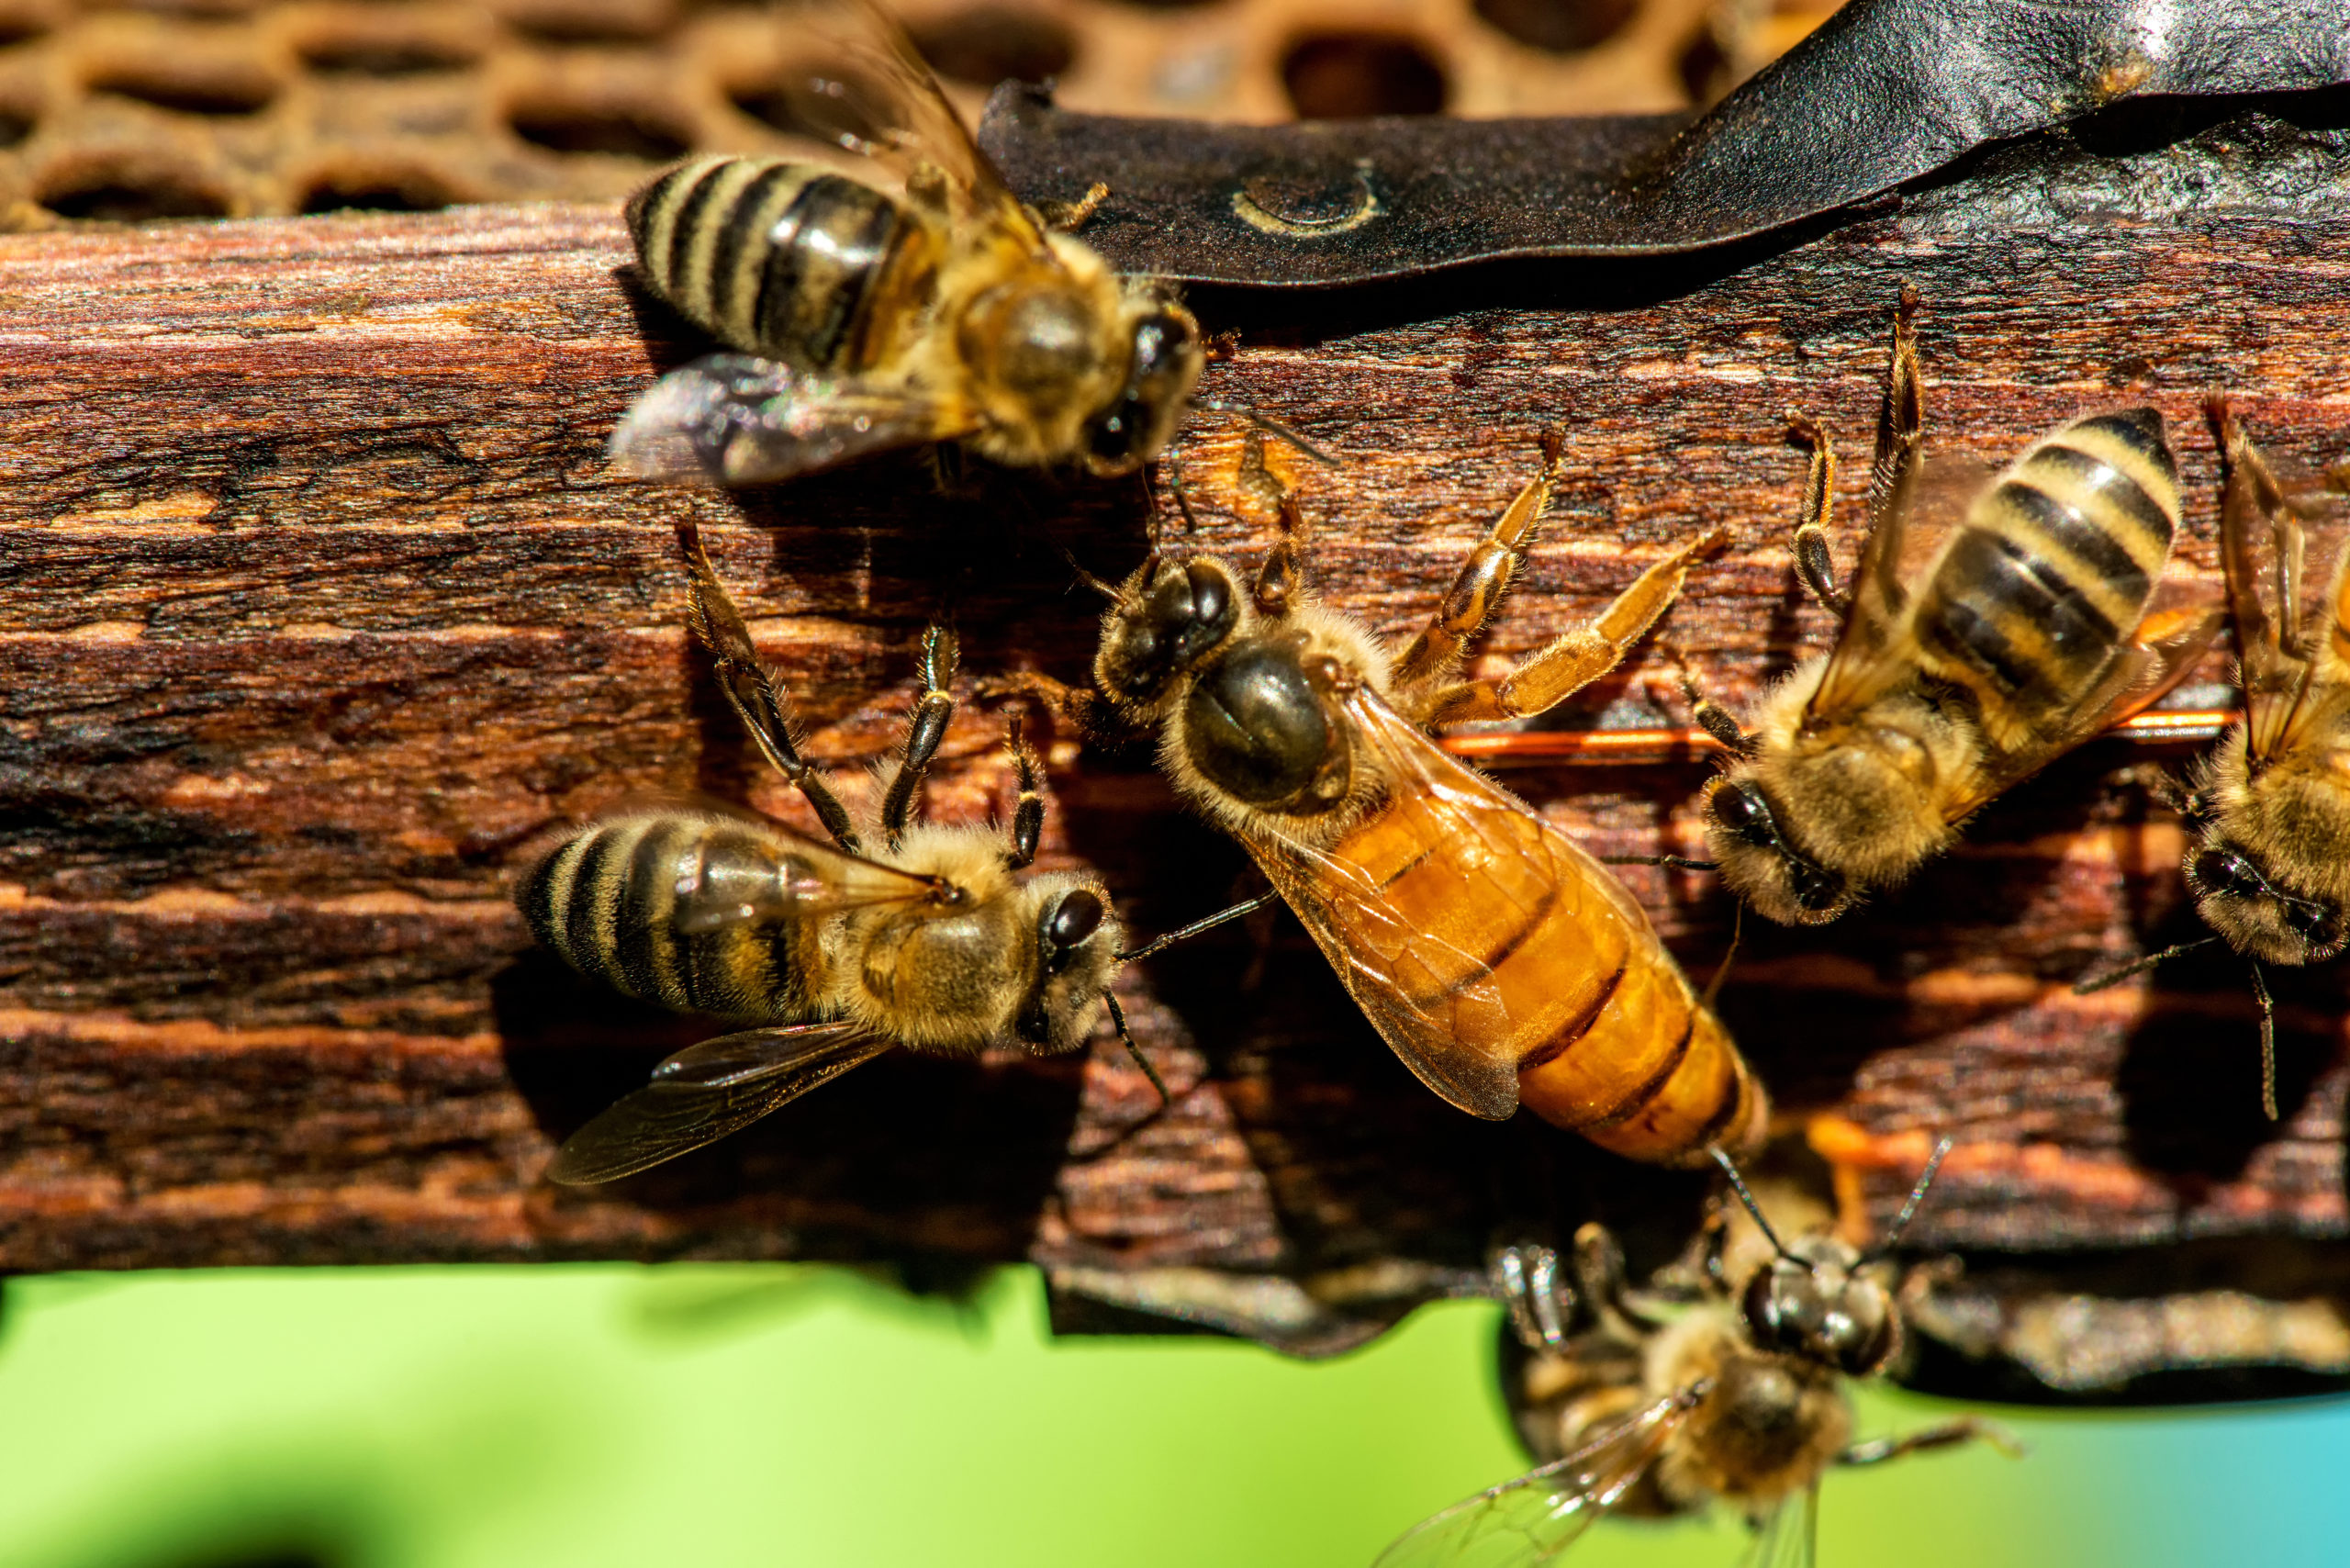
1913, 409, 2180, 738
520, 813, 821, 1023
625, 155, 938, 372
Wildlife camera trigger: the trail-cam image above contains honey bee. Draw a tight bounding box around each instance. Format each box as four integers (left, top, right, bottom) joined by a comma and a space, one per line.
2079, 400, 2350, 1119
522, 524, 1156, 1183
1691, 288, 2218, 924
608, 0, 1202, 487
1381, 1145, 2010, 1567
1068, 430, 1767, 1167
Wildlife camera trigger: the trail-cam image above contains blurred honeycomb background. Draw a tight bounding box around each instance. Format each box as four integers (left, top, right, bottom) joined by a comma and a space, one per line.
0, 0, 1841, 229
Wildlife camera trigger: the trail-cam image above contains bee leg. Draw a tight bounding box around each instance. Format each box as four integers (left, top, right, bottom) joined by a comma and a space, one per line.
880, 623, 960, 849
1572, 1222, 1667, 1335
1244, 431, 1311, 615
1863, 282, 1926, 535
1784, 411, 1850, 616
1411, 529, 1729, 726
1662, 644, 1752, 755
680, 522, 862, 853
1391, 429, 1568, 692
1003, 714, 1046, 870
1489, 1242, 1579, 1350
1838, 1417, 2021, 1467
1035, 180, 1110, 232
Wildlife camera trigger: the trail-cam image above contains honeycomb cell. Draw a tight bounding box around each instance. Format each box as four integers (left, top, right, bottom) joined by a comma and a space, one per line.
509, 95, 690, 158
87, 59, 277, 116
1280, 30, 1446, 118
908, 6, 1076, 88
1472, 0, 1636, 53
38, 157, 229, 219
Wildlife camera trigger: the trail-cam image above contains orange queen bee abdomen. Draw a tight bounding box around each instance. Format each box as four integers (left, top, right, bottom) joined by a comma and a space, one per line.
1259, 739, 1768, 1168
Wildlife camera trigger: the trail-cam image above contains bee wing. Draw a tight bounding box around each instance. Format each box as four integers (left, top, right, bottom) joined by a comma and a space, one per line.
767, 0, 1047, 250
1798, 451, 1970, 722
545, 1021, 895, 1184
1942, 574, 2223, 821
608, 354, 977, 487
1737, 1486, 1820, 1568
664, 807, 954, 935
1240, 685, 1637, 1123
2216, 411, 2350, 764
1371, 1387, 1701, 1568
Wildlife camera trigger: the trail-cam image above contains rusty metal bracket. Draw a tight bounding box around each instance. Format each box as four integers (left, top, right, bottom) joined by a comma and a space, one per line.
979, 0, 2350, 286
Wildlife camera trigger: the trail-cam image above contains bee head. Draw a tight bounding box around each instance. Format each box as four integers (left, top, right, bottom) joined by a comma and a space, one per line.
1080, 304, 1204, 476
1094, 555, 1242, 707
2187, 839, 2344, 967
1739, 1236, 1899, 1377
1703, 775, 1852, 924
1012, 876, 1123, 1052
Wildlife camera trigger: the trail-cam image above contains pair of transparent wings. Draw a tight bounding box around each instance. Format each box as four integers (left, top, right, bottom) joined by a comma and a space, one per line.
1372, 1384, 1822, 1568
1240, 683, 1642, 1124
607, 0, 1058, 487
545, 811, 951, 1185
1802, 447, 2221, 823
2215, 407, 2350, 768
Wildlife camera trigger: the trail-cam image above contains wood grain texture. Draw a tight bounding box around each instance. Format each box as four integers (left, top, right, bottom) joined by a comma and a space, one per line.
3, 178, 2347, 1393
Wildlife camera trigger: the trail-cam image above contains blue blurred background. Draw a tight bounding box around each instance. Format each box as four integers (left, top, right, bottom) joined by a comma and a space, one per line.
0, 1264, 2342, 1567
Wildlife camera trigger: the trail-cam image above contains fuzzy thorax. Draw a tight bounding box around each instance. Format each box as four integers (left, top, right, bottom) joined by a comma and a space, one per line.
830, 823, 1120, 1055
2186, 722, 2350, 966
1646, 1306, 1852, 1517
1708, 655, 1980, 924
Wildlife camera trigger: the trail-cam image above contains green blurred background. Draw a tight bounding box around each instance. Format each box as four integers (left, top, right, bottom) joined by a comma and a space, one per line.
0, 1263, 2339, 1567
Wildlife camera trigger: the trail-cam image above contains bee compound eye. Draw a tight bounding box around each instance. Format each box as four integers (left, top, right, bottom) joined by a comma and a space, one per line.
1046, 889, 1105, 956
1711, 782, 1774, 846
2195, 848, 2266, 900
1183, 563, 1229, 635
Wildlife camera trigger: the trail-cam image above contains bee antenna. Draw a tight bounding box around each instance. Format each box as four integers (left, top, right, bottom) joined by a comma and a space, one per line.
1707, 1147, 1791, 1261
1053, 540, 1123, 603
2250, 958, 2279, 1121
1195, 400, 1338, 466
1699, 901, 1742, 1012
1113, 890, 1278, 964
1102, 990, 1172, 1109
1863, 1136, 1955, 1261
2072, 936, 2219, 994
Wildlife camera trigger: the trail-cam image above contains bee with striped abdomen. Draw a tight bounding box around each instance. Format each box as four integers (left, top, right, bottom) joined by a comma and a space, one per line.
1691, 288, 2219, 924
1382, 1145, 2009, 1567
2078, 401, 2350, 1118
609, 0, 1202, 487
521, 525, 1158, 1183
1072, 430, 1766, 1168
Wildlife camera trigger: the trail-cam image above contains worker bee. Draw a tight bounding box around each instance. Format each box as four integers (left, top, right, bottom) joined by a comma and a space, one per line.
2077, 400, 2350, 1119
521, 524, 1161, 1183
1381, 1144, 2010, 1566
1063, 430, 1767, 1167
1690, 287, 2219, 924
608, 0, 1202, 487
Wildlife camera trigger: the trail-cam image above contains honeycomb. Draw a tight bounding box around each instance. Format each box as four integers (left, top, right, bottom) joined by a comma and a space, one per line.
0, 0, 1840, 229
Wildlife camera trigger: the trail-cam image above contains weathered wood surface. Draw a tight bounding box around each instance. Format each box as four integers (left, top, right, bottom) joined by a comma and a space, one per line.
3, 154, 2349, 1393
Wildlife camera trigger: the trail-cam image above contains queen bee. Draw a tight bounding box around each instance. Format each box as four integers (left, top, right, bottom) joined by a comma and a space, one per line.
610, 0, 1202, 487
1051, 430, 1766, 1167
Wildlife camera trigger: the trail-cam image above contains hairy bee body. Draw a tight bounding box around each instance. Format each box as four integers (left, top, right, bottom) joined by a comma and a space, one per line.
1703, 294, 2210, 925
524, 812, 1108, 1054
1908, 410, 2181, 749
628, 156, 942, 376
523, 810, 826, 1023
607, 3, 1202, 487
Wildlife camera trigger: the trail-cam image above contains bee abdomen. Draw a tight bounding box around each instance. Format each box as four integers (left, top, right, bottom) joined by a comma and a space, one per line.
626, 155, 936, 372
1916, 409, 2180, 734
520, 813, 813, 1022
